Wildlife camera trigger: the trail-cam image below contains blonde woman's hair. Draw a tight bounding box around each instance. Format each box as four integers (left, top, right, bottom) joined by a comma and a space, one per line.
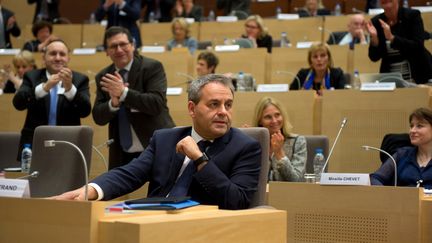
307, 42, 334, 69
304, 0, 325, 9
171, 17, 191, 38
252, 96, 294, 138
244, 15, 268, 39
13, 50, 36, 69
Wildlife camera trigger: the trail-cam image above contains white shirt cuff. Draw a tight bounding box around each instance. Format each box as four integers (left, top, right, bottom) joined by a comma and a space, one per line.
119, 87, 128, 102
88, 183, 104, 201
35, 83, 49, 99
108, 99, 120, 112
63, 84, 77, 101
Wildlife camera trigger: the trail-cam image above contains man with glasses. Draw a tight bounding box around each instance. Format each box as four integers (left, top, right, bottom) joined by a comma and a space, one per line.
93, 26, 175, 169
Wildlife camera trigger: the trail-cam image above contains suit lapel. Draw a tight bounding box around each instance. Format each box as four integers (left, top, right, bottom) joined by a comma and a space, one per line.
126, 56, 141, 89
206, 128, 232, 159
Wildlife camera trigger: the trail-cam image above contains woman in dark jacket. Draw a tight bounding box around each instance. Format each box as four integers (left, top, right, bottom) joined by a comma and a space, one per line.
241, 15, 272, 53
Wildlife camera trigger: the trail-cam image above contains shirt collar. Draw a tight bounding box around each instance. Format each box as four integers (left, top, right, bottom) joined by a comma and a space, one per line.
116, 59, 133, 72
191, 127, 213, 143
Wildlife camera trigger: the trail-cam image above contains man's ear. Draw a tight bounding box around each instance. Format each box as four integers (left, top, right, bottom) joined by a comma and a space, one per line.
188, 100, 196, 118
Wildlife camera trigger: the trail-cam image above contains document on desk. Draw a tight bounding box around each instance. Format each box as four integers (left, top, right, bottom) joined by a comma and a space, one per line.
110, 197, 200, 211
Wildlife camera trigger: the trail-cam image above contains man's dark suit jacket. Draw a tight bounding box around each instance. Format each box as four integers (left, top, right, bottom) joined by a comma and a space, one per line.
92, 127, 262, 209
0, 7, 21, 48
142, 0, 175, 23
95, 0, 142, 47
27, 0, 60, 23
12, 68, 91, 158
327, 32, 368, 45
368, 7, 432, 84
297, 8, 331, 18
93, 54, 175, 169
217, 0, 251, 17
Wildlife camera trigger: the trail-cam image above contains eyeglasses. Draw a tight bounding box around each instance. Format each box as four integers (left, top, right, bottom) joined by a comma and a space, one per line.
107, 42, 131, 51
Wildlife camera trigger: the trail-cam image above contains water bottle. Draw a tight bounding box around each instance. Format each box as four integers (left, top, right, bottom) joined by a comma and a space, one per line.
403, 0, 409, 8
208, 10, 215, 22
334, 3, 341, 16
280, 32, 291, 48
353, 69, 361, 90
21, 144, 32, 173
148, 11, 155, 23
89, 13, 96, 24
313, 148, 325, 182
276, 6, 282, 17
236, 71, 246, 91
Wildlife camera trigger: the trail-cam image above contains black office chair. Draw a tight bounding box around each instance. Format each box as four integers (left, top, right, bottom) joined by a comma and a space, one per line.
380, 133, 412, 163
304, 135, 329, 174
29, 126, 93, 197
0, 132, 21, 170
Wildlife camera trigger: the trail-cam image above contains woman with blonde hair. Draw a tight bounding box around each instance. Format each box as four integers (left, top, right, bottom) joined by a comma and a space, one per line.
0, 50, 36, 93
252, 96, 307, 181
289, 42, 346, 95
167, 17, 198, 54
297, 0, 330, 17
241, 15, 273, 53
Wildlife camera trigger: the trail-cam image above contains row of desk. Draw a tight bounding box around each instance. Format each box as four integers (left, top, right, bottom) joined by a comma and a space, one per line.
0, 88, 430, 180
1, 182, 431, 242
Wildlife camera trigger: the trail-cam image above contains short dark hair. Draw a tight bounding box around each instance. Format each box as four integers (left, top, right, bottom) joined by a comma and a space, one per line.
103, 26, 134, 50
32, 20, 53, 37
197, 51, 219, 73
188, 74, 234, 104
409, 107, 432, 125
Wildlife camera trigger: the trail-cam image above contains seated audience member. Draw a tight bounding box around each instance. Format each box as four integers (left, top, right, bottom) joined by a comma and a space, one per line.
0, 1, 21, 49
22, 21, 58, 52
252, 97, 307, 181
196, 51, 219, 77
366, 0, 432, 84
297, 0, 330, 18
327, 14, 369, 45
0, 51, 36, 93
289, 43, 346, 95
167, 17, 198, 54
53, 74, 262, 210
175, 0, 203, 22
241, 15, 272, 53
370, 107, 432, 189
217, 0, 251, 19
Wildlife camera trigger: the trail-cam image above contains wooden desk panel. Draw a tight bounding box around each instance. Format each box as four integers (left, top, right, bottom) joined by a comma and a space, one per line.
52, 24, 83, 49
82, 24, 105, 48
353, 44, 380, 74
321, 88, 431, 173
266, 18, 323, 44
199, 21, 244, 44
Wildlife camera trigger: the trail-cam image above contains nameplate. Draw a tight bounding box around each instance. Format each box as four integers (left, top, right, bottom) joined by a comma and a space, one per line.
0, 178, 30, 198
320, 173, 370, 186
276, 14, 300, 20
216, 16, 238, 22
257, 84, 289, 92
141, 46, 165, 53
73, 48, 97, 55
185, 18, 195, 24
296, 41, 313, 49
166, 87, 183, 95
368, 8, 384, 15
0, 49, 20, 55
412, 6, 432, 13
360, 82, 396, 91
214, 45, 240, 52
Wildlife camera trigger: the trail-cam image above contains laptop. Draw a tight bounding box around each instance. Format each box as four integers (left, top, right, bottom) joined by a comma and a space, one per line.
359, 72, 415, 88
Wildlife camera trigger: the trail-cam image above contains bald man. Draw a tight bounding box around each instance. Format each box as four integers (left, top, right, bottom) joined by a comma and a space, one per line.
327, 14, 369, 45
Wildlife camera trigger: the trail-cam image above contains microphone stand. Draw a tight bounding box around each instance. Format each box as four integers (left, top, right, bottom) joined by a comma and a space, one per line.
17, 171, 39, 179
92, 139, 114, 171
275, 70, 301, 89
44, 140, 89, 201
321, 117, 348, 174
318, 26, 336, 45
362, 145, 397, 187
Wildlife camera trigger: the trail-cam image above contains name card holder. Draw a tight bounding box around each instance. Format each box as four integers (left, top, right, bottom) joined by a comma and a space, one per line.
256, 84, 289, 92
214, 45, 240, 52
296, 42, 313, 49
73, 48, 97, 55
360, 82, 396, 91
166, 87, 183, 95
0, 49, 20, 55
0, 178, 30, 198
320, 173, 370, 186
276, 14, 300, 20
216, 16, 238, 22
141, 46, 165, 53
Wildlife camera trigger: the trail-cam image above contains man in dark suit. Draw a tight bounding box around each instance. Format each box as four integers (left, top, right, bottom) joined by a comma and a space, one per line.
95, 0, 142, 47
54, 74, 262, 210
27, 0, 61, 23
13, 39, 91, 159
92, 26, 175, 169
0, 1, 21, 48
142, 0, 175, 23
327, 14, 369, 45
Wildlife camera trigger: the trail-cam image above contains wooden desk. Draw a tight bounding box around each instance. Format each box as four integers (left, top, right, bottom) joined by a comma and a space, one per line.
321, 88, 432, 173
266, 18, 323, 44
82, 24, 106, 48
199, 21, 244, 44
268, 182, 428, 243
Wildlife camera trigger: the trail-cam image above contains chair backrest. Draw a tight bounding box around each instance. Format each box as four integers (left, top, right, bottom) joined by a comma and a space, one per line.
234, 38, 254, 48
304, 135, 329, 174
0, 132, 21, 170
238, 127, 270, 208
29, 126, 93, 197
197, 40, 213, 50
380, 133, 412, 163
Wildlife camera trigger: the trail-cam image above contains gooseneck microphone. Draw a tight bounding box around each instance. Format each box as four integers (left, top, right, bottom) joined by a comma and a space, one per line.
318, 27, 336, 45
362, 145, 397, 187
17, 171, 39, 179
321, 118, 348, 174
44, 140, 89, 200
92, 139, 114, 170
176, 72, 195, 81
275, 70, 301, 90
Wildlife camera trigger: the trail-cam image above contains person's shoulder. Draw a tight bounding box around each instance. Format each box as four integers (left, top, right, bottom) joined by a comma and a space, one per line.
401, 7, 421, 19
71, 70, 89, 79
232, 128, 262, 145
153, 126, 191, 137
139, 54, 162, 65
331, 67, 344, 74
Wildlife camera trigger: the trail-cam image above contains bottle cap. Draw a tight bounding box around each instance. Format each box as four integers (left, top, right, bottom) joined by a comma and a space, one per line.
315, 148, 323, 154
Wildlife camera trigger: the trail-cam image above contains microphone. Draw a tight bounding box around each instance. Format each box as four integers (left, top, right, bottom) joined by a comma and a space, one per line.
318, 27, 336, 45
321, 117, 348, 174
362, 145, 397, 187
17, 171, 39, 179
44, 140, 89, 200
229, 10, 248, 20
352, 7, 366, 14
275, 70, 301, 90
176, 72, 195, 81
92, 139, 114, 170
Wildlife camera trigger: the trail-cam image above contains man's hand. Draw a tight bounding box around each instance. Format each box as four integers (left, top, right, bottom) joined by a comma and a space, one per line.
270, 131, 286, 160
176, 136, 202, 161
50, 186, 98, 201
58, 67, 73, 91
365, 21, 379, 46
378, 19, 394, 42
101, 72, 126, 99
6, 16, 16, 29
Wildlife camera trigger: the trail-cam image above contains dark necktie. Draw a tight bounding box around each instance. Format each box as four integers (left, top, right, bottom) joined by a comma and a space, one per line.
48, 84, 58, 125
169, 140, 211, 197
117, 69, 132, 151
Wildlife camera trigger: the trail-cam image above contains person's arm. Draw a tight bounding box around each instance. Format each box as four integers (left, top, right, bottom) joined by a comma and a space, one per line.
332, 68, 347, 89
370, 154, 398, 186
271, 136, 307, 182
118, 0, 141, 21
94, 0, 109, 21
289, 69, 305, 90
367, 17, 384, 62
92, 70, 118, 126
12, 72, 37, 111
7, 15, 21, 38
66, 72, 91, 118
390, 10, 425, 56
